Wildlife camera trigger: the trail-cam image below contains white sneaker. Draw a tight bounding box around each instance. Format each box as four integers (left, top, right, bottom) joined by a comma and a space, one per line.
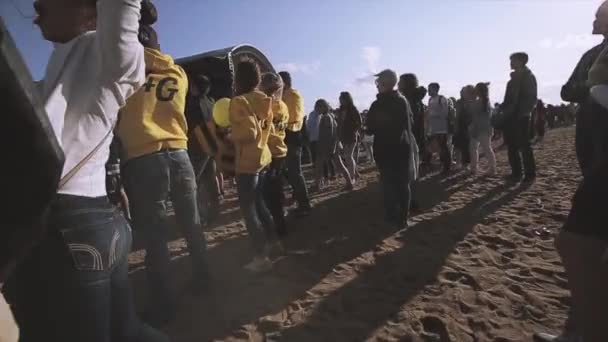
244, 256, 272, 273
533, 332, 582, 342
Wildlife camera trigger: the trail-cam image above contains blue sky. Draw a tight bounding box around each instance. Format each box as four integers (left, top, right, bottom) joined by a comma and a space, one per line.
1, 0, 604, 112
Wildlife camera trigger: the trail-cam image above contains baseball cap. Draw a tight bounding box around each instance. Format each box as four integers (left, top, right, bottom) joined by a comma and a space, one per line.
374, 69, 398, 86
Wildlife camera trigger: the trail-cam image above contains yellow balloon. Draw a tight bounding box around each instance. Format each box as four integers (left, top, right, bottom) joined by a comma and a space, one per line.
213, 98, 231, 128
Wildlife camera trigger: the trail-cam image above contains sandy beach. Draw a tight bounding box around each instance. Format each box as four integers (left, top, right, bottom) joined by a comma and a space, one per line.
128, 126, 578, 342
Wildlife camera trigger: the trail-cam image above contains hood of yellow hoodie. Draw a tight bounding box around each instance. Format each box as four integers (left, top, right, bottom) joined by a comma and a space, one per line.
242, 90, 272, 121
144, 47, 175, 74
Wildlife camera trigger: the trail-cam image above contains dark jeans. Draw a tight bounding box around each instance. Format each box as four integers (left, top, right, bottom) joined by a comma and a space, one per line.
432, 134, 452, 171
236, 172, 275, 255
8, 195, 168, 342
287, 144, 311, 209
378, 161, 411, 224
264, 158, 287, 238
191, 155, 220, 226
505, 117, 536, 177
123, 149, 209, 318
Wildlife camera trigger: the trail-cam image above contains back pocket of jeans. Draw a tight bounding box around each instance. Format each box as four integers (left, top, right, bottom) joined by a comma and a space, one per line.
59, 218, 116, 272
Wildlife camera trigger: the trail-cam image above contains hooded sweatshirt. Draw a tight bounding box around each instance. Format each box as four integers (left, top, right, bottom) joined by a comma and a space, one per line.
118, 48, 189, 161
268, 99, 289, 158
229, 90, 273, 174
40, 0, 145, 197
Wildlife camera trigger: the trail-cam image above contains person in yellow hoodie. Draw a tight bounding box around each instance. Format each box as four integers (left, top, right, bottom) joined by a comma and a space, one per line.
279, 71, 313, 217
260, 73, 289, 239
117, 27, 210, 326
230, 61, 277, 272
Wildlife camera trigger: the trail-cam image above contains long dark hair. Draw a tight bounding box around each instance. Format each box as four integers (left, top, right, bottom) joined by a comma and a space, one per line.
339, 91, 358, 112
475, 82, 490, 113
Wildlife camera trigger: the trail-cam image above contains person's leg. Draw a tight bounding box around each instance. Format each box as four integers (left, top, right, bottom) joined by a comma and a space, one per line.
469, 137, 480, 174
438, 135, 451, 172
518, 118, 537, 178
167, 150, 211, 287
334, 154, 354, 188
255, 171, 276, 243
236, 173, 266, 256
378, 164, 398, 223
343, 142, 356, 182
264, 161, 287, 238
556, 230, 608, 342
505, 127, 523, 178
124, 153, 176, 320
481, 133, 497, 173
287, 145, 312, 210
201, 158, 221, 225
109, 216, 169, 342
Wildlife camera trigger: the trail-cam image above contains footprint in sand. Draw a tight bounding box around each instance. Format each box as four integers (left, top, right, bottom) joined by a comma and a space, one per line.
420, 316, 451, 342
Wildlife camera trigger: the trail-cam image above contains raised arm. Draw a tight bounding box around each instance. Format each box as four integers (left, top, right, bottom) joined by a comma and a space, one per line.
96, 0, 145, 97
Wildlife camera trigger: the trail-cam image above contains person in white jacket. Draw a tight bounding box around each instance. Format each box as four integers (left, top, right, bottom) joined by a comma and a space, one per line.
7, 0, 168, 341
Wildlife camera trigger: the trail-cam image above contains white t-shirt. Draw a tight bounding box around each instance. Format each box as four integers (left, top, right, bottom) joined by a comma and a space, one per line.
40, 0, 145, 197
427, 95, 450, 135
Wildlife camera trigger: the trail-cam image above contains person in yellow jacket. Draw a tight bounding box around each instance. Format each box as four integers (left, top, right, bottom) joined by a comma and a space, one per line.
117, 28, 210, 325
230, 61, 277, 273
260, 73, 289, 239
279, 71, 312, 217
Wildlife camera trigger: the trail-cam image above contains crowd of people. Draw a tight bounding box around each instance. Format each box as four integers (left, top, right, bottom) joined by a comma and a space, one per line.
1, 0, 608, 341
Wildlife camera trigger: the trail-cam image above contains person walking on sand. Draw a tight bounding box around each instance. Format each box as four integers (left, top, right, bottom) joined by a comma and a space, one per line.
230, 61, 277, 273
426, 82, 455, 174
280, 71, 313, 217
337, 91, 362, 185
314, 99, 354, 191
367, 69, 415, 229
469, 82, 497, 176
534, 99, 547, 143
455, 86, 474, 169
501, 52, 538, 183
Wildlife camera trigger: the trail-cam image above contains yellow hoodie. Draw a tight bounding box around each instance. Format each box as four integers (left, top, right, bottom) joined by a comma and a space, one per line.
229, 90, 273, 174
118, 48, 189, 161
268, 99, 289, 158
282, 88, 305, 132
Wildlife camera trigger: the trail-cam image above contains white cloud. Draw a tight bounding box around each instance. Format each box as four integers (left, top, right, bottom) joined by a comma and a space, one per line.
539, 34, 596, 49
276, 61, 321, 75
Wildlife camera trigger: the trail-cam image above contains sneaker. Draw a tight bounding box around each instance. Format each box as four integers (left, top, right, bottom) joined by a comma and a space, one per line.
523, 174, 537, 183
244, 256, 273, 273
533, 332, 582, 342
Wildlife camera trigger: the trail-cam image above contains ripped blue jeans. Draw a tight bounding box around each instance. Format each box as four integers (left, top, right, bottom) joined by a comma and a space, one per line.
9, 195, 168, 342
123, 149, 209, 318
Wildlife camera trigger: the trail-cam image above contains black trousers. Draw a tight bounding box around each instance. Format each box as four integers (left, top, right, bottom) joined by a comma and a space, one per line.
264, 158, 287, 238
505, 117, 536, 177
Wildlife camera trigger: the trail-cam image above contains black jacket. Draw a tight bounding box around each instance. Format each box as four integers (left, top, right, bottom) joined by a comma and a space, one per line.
366, 90, 414, 169
562, 41, 608, 177
502, 67, 538, 122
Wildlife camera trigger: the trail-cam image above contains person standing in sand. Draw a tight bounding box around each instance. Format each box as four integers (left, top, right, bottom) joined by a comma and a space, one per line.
367, 69, 415, 229
469, 82, 497, 176
501, 52, 538, 183
535, 2, 608, 342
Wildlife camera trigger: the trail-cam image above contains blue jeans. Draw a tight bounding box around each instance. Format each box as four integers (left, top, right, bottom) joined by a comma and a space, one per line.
236, 172, 275, 255
8, 195, 168, 342
123, 149, 209, 318
287, 145, 311, 209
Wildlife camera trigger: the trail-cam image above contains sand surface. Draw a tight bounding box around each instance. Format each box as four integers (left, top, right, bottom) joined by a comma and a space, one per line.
129, 126, 578, 342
